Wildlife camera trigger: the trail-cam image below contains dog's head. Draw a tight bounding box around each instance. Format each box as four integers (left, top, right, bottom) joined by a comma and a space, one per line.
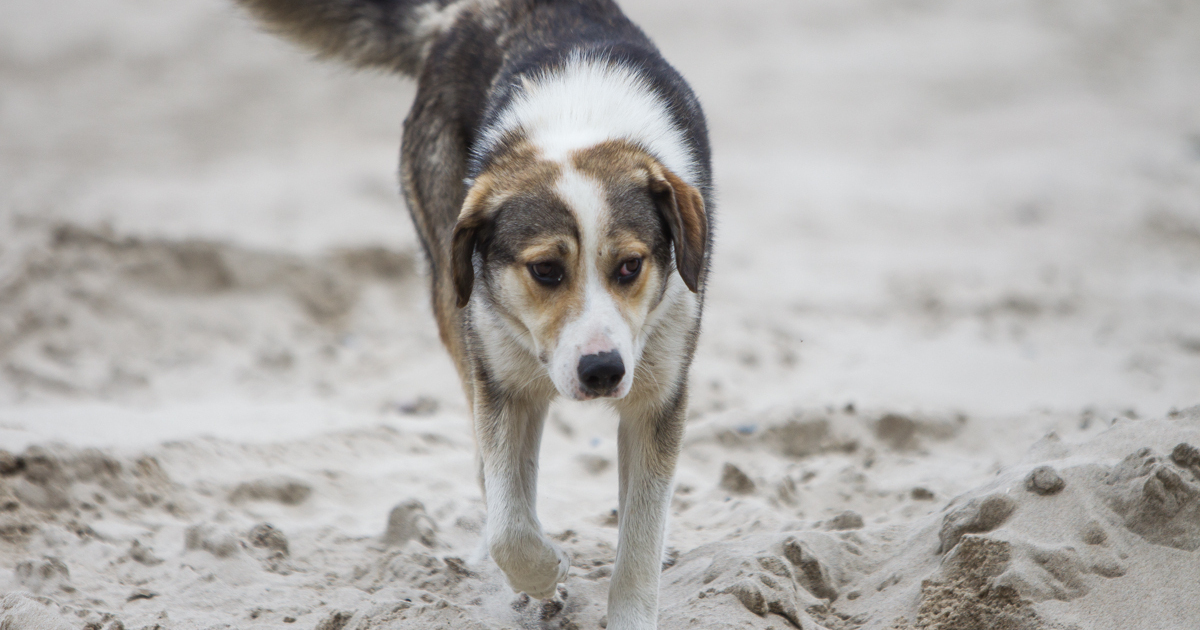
453, 140, 706, 400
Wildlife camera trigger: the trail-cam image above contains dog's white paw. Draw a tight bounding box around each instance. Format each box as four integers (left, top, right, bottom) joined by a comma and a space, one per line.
489, 530, 570, 600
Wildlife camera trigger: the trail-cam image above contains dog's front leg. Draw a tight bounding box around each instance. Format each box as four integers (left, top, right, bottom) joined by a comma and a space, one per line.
608, 392, 686, 630
475, 388, 569, 600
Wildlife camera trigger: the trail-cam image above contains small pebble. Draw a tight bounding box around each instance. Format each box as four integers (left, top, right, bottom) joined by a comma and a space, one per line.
719, 463, 756, 494
1171, 443, 1200, 470
383, 499, 437, 547
1025, 466, 1066, 496
395, 396, 438, 416
0, 450, 20, 475
248, 523, 289, 555
538, 597, 563, 619
911, 487, 935, 500
825, 510, 864, 531
126, 589, 157, 602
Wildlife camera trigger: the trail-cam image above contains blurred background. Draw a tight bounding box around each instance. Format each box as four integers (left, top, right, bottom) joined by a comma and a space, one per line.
2, 0, 1197, 431
1, 1, 1199, 628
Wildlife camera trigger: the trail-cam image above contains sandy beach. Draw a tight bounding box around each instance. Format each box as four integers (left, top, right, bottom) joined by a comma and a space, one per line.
2, 0, 1199, 628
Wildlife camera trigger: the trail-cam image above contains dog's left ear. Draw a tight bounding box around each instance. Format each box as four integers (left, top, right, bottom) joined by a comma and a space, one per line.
648, 163, 707, 292
451, 180, 496, 308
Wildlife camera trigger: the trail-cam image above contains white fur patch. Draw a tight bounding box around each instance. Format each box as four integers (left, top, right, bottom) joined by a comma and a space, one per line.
477, 53, 700, 188
554, 167, 604, 264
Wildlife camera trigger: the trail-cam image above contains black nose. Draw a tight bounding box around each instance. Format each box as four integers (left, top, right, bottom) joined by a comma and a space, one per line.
578, 351, 625, 394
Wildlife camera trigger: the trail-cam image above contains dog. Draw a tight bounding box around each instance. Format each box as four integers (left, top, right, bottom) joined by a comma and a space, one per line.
233, 1, 712, 626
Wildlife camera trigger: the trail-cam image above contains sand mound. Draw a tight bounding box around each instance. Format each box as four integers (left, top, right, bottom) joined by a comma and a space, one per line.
0, 444, 180, 548
665, 408, 1200, 630
0, 223, 417, 402
2, 408, 1196, 629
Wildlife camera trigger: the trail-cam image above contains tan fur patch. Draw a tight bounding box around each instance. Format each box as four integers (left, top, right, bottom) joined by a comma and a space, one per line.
598, 230, 655, 325
478, 139, 562, 200
512, 236, 583, 362
570, 140, 655, 189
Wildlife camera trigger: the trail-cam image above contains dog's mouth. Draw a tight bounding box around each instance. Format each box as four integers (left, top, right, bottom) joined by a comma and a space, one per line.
574, 386, 625, 401
571, 384, 629, 401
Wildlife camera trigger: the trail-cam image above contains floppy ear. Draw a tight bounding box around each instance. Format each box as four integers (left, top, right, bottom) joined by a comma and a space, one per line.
648, 164, 708, 292
451, 180, 496, 308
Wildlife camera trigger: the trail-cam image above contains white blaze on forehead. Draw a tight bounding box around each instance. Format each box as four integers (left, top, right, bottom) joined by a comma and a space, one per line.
555, 166, 606, 265
477, 53, 700, 188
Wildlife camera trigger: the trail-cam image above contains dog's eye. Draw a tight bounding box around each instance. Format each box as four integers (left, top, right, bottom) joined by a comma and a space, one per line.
617, 258, 642, 282
529, 261, 564, 286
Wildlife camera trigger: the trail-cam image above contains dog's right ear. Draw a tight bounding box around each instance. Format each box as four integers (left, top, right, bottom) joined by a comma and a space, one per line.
451, 179, 496, 308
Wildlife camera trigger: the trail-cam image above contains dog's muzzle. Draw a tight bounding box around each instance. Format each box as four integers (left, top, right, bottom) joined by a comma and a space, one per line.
577, 350, 625, 397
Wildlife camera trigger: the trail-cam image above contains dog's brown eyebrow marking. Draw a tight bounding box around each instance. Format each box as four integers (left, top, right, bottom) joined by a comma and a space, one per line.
519, 238, 573, 263
603, 232, 651, 259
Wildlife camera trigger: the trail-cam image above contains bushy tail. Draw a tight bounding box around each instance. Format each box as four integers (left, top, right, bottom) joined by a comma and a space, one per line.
234, 0, 471, 75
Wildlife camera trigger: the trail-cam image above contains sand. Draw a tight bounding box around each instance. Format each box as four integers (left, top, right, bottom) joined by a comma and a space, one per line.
2, 0, 1200, 628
